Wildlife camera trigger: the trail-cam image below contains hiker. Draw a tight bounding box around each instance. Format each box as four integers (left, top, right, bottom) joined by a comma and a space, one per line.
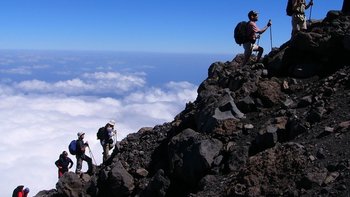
55, 151, 73, 178
97, 120, 117, 162
242, 10, 272, 66
12, 186, 29, 197
290, 0, 314, 36
75, 132, 93, 175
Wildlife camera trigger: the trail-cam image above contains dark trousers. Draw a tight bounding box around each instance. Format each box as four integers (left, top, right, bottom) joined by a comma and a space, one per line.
76, 154, 93, 173
102, 143, 114, 162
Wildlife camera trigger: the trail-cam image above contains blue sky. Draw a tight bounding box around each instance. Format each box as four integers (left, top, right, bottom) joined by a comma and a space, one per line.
0, 1, 345, 196
0, 1, 343, 54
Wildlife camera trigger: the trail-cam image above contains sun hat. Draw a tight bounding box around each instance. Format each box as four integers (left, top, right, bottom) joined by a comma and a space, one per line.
248, 10, 258, 18
77, 132, 85, 137
108, 120, 116, 126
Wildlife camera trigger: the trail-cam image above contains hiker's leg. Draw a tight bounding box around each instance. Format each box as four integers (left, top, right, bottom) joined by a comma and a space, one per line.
83, 154, 93, 173
243, 43, 252, 66
62, 168, 68, 175
103, 144, 109, 162
76, 157, 83, 173
58, 169, 62, 178
291, 14, 299, 37
256, 46, 264, 63
301, 19, 307, 30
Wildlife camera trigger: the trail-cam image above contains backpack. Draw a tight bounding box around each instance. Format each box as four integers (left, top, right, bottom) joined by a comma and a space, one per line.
97, 127, 106, 140
234, 21, 248, 45
12, 185, 24, 197
286, 0, 294, 16
68, 140, 77, 155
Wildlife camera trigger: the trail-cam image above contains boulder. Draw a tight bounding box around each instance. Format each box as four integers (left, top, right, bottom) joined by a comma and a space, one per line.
168, 128, 223, 187
236, 96, 257, 113
143, 169, 170, 197
56, 172, 87, 197
256, 80, 284, 107
107, 161, 135, 196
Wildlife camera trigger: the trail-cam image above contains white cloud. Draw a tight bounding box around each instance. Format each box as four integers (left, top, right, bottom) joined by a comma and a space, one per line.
0, 66, 32, 75
0, 78, 197, 196
12, 71, 147, 96
82, 71, 146, 92
124, 81, 197, 103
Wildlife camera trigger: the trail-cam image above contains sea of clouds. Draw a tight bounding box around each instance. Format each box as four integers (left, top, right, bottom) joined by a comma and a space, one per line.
0, 50, 223, 196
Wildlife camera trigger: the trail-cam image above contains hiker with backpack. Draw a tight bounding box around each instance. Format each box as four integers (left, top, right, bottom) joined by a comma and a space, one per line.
287, 0, 314, 36
12, 186, 29, 197
75, 132, 94, 175
97, 120, 117, 162
55, 151, 73, 178
240, 10, 272, 66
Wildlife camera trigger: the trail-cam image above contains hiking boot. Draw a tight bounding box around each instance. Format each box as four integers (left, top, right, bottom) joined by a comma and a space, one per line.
76, 171, 83, 178
249, 56, 257, 63
86, 167, 95, 175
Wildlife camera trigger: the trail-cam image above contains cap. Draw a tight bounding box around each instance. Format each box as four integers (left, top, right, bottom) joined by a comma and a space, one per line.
108, 120, 116, 126
248, 10, 258, 18
77, 132, 85, 138
24, 187, 30, 193
62, 151, 68, 156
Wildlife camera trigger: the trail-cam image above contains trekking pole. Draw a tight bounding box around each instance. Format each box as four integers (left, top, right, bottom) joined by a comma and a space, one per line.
254, 38, 260, 56
309, 4, 313, 22
114, 130, 119, 151
88, 146, 97, 165
269, 26, 273, 51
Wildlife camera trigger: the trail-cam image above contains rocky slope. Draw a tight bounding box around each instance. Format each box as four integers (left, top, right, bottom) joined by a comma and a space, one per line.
35, 10, 350, 197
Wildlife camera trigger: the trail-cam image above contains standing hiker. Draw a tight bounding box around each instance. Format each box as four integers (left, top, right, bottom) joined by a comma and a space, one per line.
289, 0, 314, 36
97, 120, 117, 162
242, 10, 272, 66
55, 151, 73, 178
75, 132, 94, 175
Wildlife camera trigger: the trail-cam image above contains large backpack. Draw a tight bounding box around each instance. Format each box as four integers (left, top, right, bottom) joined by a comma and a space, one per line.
68, 140, 77, 155
286, 0, 294, 16
97, 127, 107, 140
12, 185, 24, 197
234, 21, 248, 45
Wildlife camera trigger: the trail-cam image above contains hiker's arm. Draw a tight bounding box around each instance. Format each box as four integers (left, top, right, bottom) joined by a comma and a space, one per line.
55, 160, 61, 168
306, 0, 313, 9
69, 159, 73, 168
258, 20, 272, 34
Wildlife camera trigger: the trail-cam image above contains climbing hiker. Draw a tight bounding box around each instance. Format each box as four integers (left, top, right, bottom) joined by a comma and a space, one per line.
242, 10, 272, 66
75, 132, 94, 175
97, 120, 117, 162
55, 151, 73, 178
12, 186, 29, 197
288, 0, 314, 36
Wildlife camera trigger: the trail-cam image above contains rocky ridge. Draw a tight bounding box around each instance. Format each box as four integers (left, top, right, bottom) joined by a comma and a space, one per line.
35, 10, 350, 197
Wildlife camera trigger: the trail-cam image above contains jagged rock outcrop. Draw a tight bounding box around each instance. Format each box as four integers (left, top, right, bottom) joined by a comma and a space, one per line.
35, 10, 350, 197
266, 11, 350, 78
